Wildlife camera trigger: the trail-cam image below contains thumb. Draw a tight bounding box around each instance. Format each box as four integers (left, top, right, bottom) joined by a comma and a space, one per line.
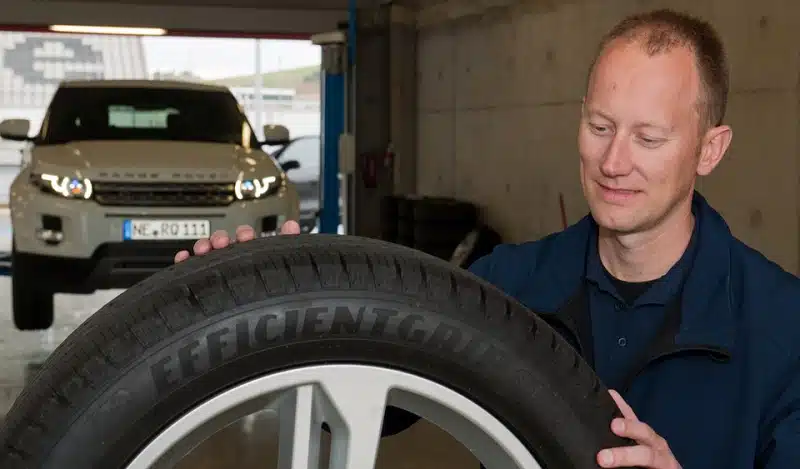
280, 220, 301, 235
609, 389, 638, 421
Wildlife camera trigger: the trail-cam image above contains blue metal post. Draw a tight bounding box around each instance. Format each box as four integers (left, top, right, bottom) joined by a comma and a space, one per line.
319, 67, 344, 234
317, 3, 353, 234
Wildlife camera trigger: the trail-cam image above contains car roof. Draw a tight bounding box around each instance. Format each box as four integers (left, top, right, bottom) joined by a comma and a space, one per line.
58, 79, 230, 92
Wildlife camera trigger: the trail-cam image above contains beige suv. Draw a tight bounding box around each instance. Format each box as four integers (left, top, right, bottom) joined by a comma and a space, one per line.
1, 79, 299, 330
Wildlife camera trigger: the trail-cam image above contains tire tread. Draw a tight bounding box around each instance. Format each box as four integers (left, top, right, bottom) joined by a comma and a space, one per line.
0, 235, 614, 467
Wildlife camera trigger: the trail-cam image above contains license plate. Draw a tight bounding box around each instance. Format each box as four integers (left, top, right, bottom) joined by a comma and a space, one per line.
123, 219, 210, 241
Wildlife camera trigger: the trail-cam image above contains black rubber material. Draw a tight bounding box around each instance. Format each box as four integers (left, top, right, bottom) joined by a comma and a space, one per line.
11, 248, 54, 330
396, 196, 479, 224
451, 225, 504, 269
0, 234, 632, 468
397, 220, 476, 246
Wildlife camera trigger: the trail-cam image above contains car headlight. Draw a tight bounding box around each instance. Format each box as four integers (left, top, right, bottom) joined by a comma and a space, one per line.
30, 173, 93, 199
234, 175, 284, 200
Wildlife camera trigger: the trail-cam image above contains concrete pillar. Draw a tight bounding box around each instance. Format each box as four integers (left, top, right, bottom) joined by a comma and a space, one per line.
350, 3, 418, 238
389, 6, 419, 196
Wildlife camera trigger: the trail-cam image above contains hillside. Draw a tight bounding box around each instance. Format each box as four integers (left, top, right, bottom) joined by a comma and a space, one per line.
209, 65, 320, 92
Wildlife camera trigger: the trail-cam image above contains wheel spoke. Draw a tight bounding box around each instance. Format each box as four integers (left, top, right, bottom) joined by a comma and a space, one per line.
320, 374, 390, 469
277, 385, 323, 469
124, 365, 542, 469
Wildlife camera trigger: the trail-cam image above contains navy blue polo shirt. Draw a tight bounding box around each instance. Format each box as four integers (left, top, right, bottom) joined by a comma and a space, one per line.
467, 191, 800, 468
583, 214, 699, 390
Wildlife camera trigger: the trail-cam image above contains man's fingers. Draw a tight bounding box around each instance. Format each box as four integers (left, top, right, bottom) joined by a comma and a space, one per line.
235, 225, 256, 242
611, 418, 668, 450
598, 444, 674, 469
600, 391, 680, 469
281, 220, 301, 235
609, 389, 638, 420
209, 230, 231, 249
174, 250, 190, 263
193, 238, 212, 255
181, 222, 296, 265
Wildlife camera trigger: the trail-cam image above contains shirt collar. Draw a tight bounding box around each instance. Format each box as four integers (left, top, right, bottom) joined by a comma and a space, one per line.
585, 207, 700, 307
537, 192, 736, 351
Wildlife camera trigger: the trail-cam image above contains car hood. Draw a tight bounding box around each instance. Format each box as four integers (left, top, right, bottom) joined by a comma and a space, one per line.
31, 140, 281, 182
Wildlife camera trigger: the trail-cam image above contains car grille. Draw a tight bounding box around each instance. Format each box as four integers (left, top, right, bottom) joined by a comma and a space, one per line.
92, 181, 236, 207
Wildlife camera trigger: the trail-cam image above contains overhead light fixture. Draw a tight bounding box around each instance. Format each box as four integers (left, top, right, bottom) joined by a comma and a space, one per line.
48, 25, 167, 36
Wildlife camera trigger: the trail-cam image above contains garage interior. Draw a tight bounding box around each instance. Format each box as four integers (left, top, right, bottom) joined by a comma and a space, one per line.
0, 0, 798, 467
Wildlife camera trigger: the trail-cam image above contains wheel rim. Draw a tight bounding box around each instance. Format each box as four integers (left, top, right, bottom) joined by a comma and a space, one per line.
124, 364, 544, 469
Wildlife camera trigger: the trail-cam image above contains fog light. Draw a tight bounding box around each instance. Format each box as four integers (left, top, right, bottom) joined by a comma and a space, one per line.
259, 215, 286, 237
36, 228, 63, 245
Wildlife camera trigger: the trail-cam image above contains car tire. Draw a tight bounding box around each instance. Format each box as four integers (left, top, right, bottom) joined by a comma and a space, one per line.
11, 248, 55, 331
450, 224, 504, 268
0, 234, 632, 468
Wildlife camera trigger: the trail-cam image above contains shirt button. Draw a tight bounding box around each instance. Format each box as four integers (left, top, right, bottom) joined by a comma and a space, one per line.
618, 337, 627, 347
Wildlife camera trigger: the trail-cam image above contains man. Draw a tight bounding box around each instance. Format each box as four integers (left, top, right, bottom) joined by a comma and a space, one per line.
174, 9, 800, 469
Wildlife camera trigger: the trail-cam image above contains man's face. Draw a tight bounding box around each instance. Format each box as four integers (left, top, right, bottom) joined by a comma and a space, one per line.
578, 39, 705, 234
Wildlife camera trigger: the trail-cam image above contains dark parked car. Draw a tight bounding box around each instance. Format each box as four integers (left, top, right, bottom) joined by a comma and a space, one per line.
272, 135, 320, 232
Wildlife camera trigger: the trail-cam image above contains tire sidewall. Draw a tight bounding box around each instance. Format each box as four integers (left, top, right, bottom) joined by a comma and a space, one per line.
40, 291, 602, 469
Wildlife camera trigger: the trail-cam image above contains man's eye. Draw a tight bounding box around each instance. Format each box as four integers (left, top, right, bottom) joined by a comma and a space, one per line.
589, 124, 609, 134
638, 136, 664, 147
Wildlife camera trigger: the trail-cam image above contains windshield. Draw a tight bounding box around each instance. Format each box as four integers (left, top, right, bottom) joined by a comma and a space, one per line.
38, 85, 260, 147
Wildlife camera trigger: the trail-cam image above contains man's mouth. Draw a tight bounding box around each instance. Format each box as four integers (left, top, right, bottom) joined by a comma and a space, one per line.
596, 182, 640, 202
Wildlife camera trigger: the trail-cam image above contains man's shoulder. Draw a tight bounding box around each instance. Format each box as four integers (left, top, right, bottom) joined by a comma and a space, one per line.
695, 194, 800, 353
466, 235, 554, 286
729, 237, 800, 355
730, 236, 800, 302
467, 218, 591, 299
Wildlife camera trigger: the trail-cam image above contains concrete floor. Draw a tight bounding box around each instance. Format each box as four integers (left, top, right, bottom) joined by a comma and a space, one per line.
0, 210, 482, 468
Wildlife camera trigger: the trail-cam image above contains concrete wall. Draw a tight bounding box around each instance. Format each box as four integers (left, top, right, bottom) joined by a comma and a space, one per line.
414, 0, 800, 273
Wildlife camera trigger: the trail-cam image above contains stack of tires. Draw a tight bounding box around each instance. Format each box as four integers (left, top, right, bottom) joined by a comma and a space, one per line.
380, 195, 501, 267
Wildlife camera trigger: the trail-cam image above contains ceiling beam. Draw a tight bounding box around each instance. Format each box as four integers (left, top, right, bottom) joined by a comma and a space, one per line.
1, 0, 350, 37
44, 0, 363, 9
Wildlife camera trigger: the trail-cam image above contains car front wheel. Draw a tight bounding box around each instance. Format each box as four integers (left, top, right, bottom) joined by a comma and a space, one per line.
11, 247, 55, 330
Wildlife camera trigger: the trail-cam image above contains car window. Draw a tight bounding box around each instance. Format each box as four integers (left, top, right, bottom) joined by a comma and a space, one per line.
39, 86, 260, 148
108, 105, 176, 129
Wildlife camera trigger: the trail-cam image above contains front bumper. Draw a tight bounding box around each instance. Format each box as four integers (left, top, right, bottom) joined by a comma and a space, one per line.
20, 240, 200, 293
10, 176, 300, 290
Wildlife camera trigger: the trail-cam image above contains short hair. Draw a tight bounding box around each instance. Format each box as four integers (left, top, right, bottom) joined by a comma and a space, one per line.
587, 9, 729, 129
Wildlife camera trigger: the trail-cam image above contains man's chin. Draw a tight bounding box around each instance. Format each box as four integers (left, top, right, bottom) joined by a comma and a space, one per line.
589, 206, 640, 234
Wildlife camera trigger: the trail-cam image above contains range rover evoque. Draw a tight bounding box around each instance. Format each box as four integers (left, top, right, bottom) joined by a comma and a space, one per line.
0, 79, 300, 330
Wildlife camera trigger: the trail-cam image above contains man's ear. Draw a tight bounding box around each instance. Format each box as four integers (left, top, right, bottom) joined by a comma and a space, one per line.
697, 124, 733, 176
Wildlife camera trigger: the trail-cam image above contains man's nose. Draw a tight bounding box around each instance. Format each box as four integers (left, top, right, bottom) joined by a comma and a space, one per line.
600, 136, 633, 177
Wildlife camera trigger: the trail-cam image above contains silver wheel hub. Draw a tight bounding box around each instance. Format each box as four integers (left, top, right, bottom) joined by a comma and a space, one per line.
125, 364, 543, 469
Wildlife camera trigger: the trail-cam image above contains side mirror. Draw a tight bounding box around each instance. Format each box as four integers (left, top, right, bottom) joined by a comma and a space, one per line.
263, 124, 290, 145
281, 159, 300, 172
0, 119, 31, 141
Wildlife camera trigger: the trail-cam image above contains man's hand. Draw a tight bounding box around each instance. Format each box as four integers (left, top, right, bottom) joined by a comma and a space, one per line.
597, 390, 682, 469
173, 220, 301, 263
